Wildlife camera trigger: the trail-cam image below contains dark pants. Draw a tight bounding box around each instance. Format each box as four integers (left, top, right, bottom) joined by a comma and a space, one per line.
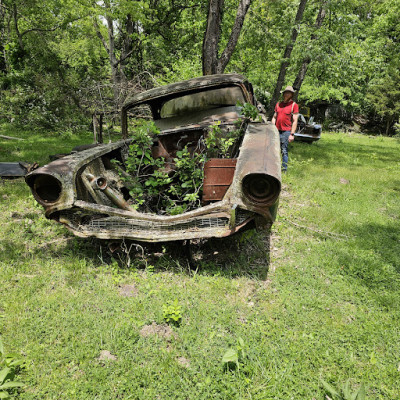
279, 130, 291, 171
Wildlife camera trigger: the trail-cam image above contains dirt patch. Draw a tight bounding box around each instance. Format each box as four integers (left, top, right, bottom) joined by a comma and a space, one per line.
139, 322, 177, 340
98, 350, 117, 361
237, 281, 256, 302
177, 356, 190, 368
118, 284, 138, 297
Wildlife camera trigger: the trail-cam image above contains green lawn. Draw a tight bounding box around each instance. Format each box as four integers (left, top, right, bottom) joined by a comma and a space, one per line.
1, 127, 399, 399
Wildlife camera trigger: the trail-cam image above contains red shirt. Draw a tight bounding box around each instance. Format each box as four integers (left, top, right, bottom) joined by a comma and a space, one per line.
274, 100, 299, 131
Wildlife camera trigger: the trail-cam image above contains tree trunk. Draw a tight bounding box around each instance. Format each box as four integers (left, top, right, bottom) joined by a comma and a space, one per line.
293, 1, 327, 102
268, 0, 308, 116
217, 0, 252, 73
292, 58, 310, 102
94, 2, 134, 111
0, 0, 9, 72
119, 14, 134, 100
202, 0, 224, 75
202, 0, 252, 76
12, 3, 24, 50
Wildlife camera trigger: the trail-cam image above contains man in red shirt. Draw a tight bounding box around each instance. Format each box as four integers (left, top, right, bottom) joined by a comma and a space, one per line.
271, 86, 299, 172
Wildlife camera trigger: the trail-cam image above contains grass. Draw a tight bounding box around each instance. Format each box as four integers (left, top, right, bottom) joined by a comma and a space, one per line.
0, 125, 399, 399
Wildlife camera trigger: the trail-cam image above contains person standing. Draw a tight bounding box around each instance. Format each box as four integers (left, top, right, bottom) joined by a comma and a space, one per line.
271, 86, 299, 172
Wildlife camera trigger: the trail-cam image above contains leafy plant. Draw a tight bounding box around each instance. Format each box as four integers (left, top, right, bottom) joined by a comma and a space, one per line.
321, 379, 366, 400
205, 121, 238, 158
0, 337, 25, 399
117, 120, 169, 209
162, 299, 182, 327
206, 102, 261, 159
116, 120, 205, 214
168, 146, 205, 209
237, 102, 262, 122
222, 337, 246, 371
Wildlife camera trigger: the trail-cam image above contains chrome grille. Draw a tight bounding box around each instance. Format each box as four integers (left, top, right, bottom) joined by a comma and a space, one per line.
236, 209, 254, 224
84, 216, 229, 233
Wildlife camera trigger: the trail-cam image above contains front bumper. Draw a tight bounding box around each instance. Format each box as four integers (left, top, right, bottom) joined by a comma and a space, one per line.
58, 200, 256, 241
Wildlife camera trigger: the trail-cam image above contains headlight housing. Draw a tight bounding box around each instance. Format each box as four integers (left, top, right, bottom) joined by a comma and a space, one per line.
26, 174, 62, 205
242, 173, 280, 205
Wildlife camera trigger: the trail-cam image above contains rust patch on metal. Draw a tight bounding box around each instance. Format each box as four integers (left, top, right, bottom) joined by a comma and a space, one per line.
203, 158, 237, 201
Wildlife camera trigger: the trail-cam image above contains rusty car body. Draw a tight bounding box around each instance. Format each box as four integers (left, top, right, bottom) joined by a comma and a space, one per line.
26, 74, 281, 242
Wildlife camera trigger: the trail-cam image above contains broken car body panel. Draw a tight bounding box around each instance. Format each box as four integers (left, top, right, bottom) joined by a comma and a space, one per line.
26, 74, 281, 242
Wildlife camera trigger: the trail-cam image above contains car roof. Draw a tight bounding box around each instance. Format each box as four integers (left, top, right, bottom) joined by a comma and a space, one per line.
123, 73, 249, 111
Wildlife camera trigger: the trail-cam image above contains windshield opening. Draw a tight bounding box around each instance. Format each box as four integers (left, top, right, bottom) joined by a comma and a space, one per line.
160, 86, 245, 118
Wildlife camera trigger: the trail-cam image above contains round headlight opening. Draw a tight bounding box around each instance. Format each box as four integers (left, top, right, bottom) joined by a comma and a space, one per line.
29, 174, 62, 203
242, 174, 280, 204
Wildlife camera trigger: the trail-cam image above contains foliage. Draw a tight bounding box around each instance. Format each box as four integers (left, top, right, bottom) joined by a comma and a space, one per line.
120, 103, 260, 213
118, 120, 205, 214
222, 337, 246, 371
0, 0, 399, 133
205, 121, 239, 158
238, 102, 261, 121
365, 57, 400, 134
120, 120, 168, 209
168, 147, 205, 212
206, 102, 260, 158
162, 299, 182, 327
0, 337, 25, 399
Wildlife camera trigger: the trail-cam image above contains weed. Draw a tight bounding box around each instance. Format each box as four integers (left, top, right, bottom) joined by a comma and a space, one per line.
0, 337, 25, 399
162, 299, 182, 327
222, 337, 246, 371
321, 379, 366, 400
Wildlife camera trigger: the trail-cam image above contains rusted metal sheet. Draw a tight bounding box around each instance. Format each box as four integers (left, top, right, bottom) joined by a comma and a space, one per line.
203, 158, 237, 201
0, 162, 38, 178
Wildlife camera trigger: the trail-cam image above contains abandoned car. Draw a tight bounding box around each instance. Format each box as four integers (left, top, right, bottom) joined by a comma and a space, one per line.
26, 74, 281, 242
294, 113, 322, 143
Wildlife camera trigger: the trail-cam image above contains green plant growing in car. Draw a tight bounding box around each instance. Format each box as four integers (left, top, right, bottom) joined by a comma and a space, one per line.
115, 119, 205, 215
206, 102, 261, 158
115, 103, 260, 214
162, 299, 182, 327
116, 120, 171, 209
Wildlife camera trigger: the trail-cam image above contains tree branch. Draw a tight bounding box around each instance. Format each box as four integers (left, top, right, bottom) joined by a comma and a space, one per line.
20, 16, 89, 37
93, 17, 110, 55
217, 0, 252, 73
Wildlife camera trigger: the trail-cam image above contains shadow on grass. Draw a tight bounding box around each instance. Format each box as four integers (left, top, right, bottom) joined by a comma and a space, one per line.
93, 226, 271, 281
332, 220, 400, 308
1, 210, 270, 281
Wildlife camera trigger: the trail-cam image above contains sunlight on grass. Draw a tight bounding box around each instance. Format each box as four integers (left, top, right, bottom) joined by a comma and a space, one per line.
0, 131, 399, 399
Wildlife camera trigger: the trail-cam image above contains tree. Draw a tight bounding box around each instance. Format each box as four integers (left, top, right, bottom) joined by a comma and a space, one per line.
202, 0, 252, 75
292, 0, 327, 102
366, 65, 400, 135
267, 0, 308, 115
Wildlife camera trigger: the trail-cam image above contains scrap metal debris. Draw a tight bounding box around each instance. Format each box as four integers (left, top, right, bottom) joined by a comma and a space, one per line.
0, 162, 39, 178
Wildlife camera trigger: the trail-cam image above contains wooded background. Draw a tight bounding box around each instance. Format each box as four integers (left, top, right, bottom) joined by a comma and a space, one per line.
0, 0, 399, 135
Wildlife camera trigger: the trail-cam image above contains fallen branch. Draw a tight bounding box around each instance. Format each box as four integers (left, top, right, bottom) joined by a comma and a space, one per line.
0, 135, 25, 140
281, 217, 350, 239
